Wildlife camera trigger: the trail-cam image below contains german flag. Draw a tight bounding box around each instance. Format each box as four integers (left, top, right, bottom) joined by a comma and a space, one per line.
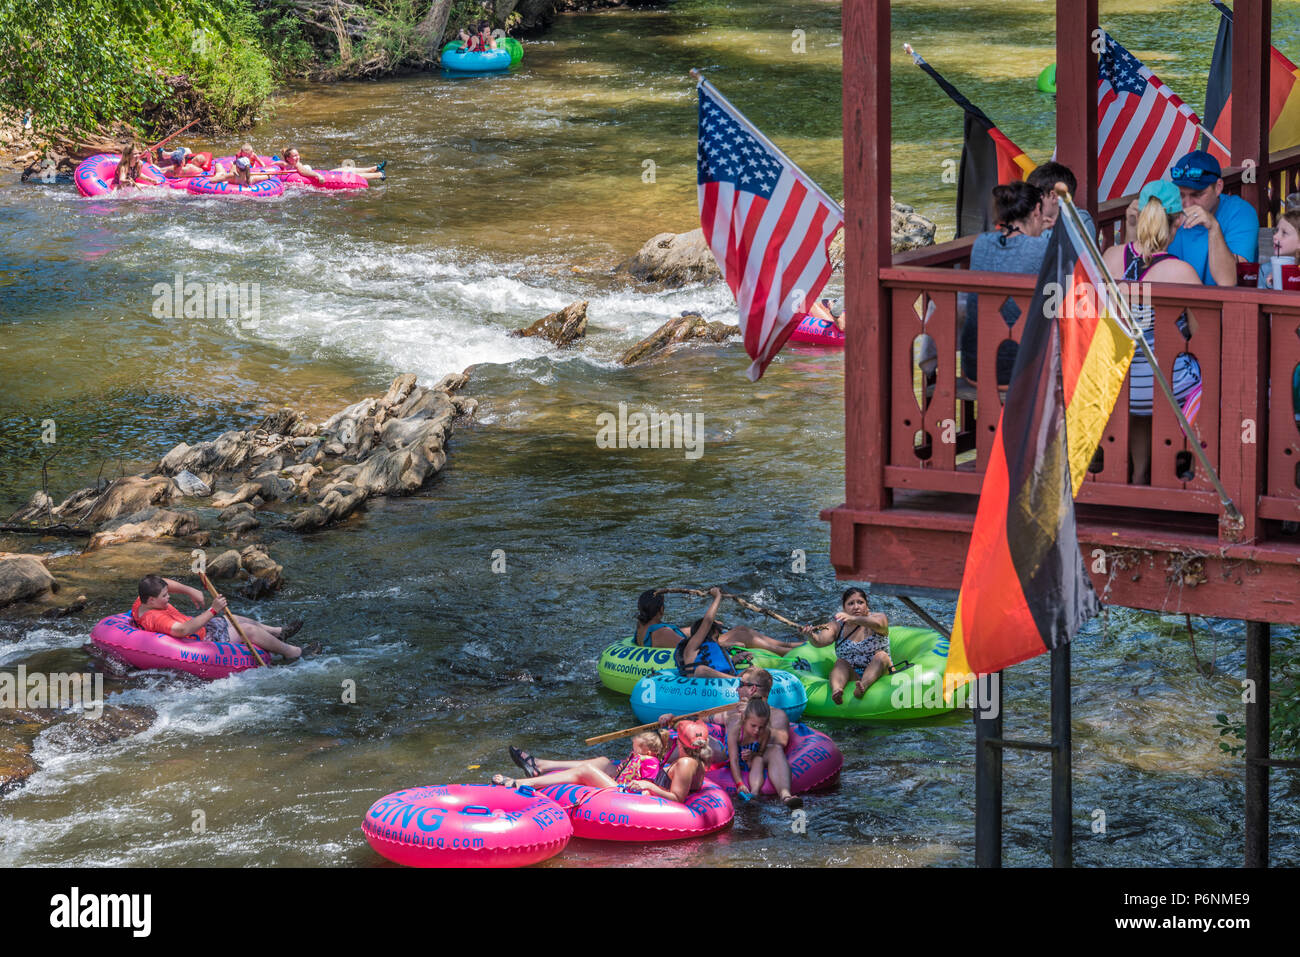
944, 200, 1131, 685
905, 46, 1036, 237
1203, 2, 1300, 164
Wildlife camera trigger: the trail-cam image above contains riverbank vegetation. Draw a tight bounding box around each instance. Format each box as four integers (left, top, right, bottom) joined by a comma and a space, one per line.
0, 0, 593, 143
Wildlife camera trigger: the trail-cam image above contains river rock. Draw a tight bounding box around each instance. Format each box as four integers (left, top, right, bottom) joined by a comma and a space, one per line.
290, 483, 368, 531
85, 507, 198, 551
0, 729, 35, 796
44, 705, 157, 749
239, 545, 283, 597
622, 229, 721, 286
0, 553, 57, 608
205, 549, 243, 580
158, 430, 254, 476
825, 196, 936, 270
40, 594, 87, 619
512, 300, 589, 345
618, 313, 739, 365
173, 469, 212, 498
210, 482, 262, 509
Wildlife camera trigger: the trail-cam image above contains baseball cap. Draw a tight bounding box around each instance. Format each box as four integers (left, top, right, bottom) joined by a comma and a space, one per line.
169, 147, 191, 164
1169, 150, 1222, 189
1139, 179, 1182, 215
235, 156, 251, 169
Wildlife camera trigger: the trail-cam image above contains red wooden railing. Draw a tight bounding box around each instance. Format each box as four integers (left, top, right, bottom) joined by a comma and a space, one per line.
867, 147, 1300, 545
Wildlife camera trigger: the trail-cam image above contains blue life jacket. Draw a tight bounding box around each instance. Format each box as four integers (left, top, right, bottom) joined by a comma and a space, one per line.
674, 633, 736, 677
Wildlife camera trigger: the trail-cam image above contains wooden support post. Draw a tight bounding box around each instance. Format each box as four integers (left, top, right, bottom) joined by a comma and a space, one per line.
1245, 619, 1270, 867
1051, 643, 1073, 867
974, 671, 1004, 867
841, 0, 891, 512
1056, 0, 1098, 218
1231, 0, 1271, 218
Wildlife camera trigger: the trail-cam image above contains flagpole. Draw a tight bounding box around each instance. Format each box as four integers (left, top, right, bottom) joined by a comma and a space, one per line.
689, 69, 845, 217
1054, 184, 1243, 524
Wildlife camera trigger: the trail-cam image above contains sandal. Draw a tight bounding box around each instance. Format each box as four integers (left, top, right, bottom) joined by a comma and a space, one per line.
509, 746, 539, 777
782, 795, 804, 810
491, 773, 517, 788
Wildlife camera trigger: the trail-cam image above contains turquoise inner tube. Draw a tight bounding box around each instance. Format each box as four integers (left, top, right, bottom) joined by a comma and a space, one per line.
629, 668, 807, 723
441, 45, 512, 74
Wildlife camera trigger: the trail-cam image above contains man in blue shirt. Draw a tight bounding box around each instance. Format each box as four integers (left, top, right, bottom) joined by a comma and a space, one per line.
1127, 150, 1258, 286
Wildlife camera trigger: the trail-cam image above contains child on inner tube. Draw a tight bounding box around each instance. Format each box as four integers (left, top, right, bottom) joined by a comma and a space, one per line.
727, 698, 771, 798
675, 587, 750, 678
634, 586, 799, 657
159, 147, 209, 179
207, 155, 280, 188
112, 142, 147, 190
499, 722, 713, 803
493, 729, 668, 792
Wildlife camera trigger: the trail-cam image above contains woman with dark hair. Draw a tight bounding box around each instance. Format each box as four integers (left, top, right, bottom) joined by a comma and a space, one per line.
800, 587, 891, 704
633, 587, 799, 657
960, 180, 1050, 387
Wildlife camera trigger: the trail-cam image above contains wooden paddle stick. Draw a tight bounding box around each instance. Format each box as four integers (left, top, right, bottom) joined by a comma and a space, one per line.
585, 703, 736, 745
654, 587, 809, 631
146, 119, 199, 156
198, 572, 266, 667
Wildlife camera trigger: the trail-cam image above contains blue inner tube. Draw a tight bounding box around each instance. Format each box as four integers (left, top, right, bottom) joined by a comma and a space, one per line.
629, 668, 807, 723
441, 47, 512, 74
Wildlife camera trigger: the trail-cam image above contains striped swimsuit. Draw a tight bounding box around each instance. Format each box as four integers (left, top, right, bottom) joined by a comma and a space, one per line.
1122, 244, 1202, 416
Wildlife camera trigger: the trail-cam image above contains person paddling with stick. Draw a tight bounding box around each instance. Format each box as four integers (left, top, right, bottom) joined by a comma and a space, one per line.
634, 586, 801, 655
131, 574, 307, 660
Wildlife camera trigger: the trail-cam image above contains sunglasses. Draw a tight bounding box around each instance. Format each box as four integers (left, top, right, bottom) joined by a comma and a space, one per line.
1170, 166, 1214, 183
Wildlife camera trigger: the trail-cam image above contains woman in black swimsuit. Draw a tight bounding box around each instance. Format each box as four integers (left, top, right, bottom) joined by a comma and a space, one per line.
801, 587, 891, 704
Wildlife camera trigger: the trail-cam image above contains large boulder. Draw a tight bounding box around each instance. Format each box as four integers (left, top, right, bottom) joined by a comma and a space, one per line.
512, 300, 589, 346
85, 507, 199, 551
618, 313, 739, 366
0, 554, 57, 608
621, 229, 721, 286
827, 197, 938, 269
158, 430, 254, 476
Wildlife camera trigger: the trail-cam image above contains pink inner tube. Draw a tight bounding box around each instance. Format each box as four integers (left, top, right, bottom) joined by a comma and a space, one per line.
788, 313, 846, 347
185, 176, 285, 198
74, 154, 167, 198
689, 722, 842, 797
89, 613, 267, 680
278, 169, 369, 190
537, 779, 734, 842
363, 784, 573, 868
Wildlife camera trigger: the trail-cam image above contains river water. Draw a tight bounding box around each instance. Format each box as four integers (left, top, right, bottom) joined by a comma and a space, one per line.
0, 0, 1296, 866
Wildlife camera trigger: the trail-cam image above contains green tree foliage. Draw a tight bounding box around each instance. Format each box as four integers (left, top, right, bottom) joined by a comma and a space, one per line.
0, 0, 267, 135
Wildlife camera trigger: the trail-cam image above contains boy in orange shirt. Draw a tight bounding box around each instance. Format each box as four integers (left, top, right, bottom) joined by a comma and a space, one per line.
131, 575, 305, 660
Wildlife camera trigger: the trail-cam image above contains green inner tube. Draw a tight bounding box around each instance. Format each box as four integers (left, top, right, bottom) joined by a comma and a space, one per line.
1037, 63, 1056, 95
598, 626, 955, 721
746, 626, 956, 722
499, 37, 524, 66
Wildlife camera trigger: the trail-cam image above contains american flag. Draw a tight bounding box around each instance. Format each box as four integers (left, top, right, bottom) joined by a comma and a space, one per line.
696, 79, 843, 380
1098, 31, 1203, 201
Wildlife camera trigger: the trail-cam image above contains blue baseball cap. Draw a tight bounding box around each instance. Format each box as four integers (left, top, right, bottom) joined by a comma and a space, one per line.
1139, 179, 1182, 215
1169, 150, 1222, 189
